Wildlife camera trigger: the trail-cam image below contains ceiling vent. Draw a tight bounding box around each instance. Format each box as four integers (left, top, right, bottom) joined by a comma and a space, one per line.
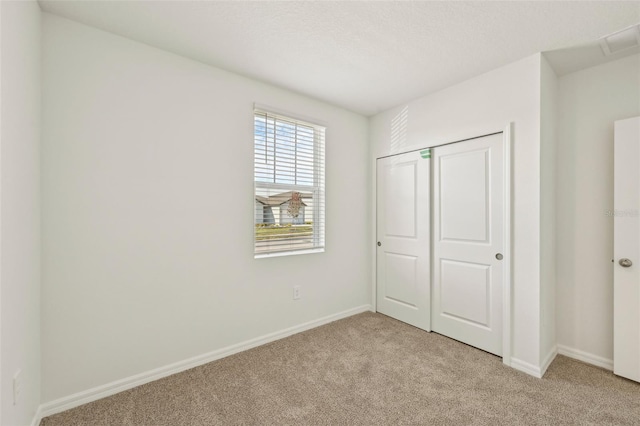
599, 24, 640, 56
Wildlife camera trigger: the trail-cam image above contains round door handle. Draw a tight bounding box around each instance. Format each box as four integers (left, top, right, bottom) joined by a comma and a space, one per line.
496, 253, 503, 260
377, 242, 382, 247
619, 258, 633, 267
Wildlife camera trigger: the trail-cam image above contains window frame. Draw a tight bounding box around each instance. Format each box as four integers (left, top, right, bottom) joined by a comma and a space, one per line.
253, 107, 325, 258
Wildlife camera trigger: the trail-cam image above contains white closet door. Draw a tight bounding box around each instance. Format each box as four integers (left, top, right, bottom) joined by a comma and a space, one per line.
614, 116, 640, 383
376, 150, 431, 331
432, 133, 504, 356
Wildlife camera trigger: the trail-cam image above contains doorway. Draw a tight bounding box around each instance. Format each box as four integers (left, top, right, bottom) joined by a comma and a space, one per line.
613, 116, 640, 383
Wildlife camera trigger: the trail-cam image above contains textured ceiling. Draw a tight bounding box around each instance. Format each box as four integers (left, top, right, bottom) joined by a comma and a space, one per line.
38, 1, 640, 116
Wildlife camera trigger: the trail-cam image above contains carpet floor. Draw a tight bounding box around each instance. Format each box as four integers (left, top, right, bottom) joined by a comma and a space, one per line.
41, 312, 640, 425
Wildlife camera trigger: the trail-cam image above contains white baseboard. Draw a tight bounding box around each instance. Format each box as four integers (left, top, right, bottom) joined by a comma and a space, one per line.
38, 304, 372, 420
540, 346, 558, 377
508, 346, 557, 379
557, 344, 613, 371
30, 405, 43, 426
510, 357, 545, 378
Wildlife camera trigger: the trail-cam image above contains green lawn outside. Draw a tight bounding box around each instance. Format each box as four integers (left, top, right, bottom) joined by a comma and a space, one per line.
255, 225, 313, 241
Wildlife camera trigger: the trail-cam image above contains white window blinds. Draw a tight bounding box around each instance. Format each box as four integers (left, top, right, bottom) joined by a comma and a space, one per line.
254, 109, 325, 256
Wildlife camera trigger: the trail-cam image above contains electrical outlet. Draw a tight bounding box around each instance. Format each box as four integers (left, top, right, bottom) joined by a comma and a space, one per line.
13, 370, 22, 406
293, 285, 301, 300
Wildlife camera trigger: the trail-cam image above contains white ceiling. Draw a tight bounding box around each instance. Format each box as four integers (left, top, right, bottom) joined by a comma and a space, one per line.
38, 1, 640, 116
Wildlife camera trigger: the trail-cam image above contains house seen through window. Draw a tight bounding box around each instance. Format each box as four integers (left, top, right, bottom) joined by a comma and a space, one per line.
254, 110, 325, 256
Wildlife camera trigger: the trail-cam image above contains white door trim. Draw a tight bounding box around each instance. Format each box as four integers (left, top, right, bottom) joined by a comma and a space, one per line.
372, 123, 512, 366
501, 123, 512, 367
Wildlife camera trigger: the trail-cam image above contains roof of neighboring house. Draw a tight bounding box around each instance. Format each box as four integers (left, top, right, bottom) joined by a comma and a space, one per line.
255, 191, 309, 207
255, 195, 269, 205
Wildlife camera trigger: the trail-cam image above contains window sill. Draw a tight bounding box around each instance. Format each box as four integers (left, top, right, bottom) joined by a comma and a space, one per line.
254, 248, 325, 259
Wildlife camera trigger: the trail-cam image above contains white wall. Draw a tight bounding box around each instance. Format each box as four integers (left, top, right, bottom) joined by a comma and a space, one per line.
370, 54, 544, 368
556, 53, 640, 363
42, 14, 370, 402
0, 1, 42, 424
540, 55, 558, 365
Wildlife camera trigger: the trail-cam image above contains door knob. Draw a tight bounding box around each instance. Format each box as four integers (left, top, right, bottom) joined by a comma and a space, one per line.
377, 242, 381, 247
495, 253, 503, 260
619, 258, 633, 267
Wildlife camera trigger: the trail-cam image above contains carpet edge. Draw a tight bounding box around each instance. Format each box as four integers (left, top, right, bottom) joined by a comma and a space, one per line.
557, 344, 614, 371
510, 357, 544, 378
37, 304, 373, 422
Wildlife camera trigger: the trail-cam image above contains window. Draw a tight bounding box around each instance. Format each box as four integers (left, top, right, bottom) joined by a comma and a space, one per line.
254, 109, 325, 256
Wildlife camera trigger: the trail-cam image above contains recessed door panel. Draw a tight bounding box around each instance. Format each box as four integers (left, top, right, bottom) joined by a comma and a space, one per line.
440, 260, 490, 327
440, 150, 489, 243
384, 253, 418, 308
384, 162, 417, 238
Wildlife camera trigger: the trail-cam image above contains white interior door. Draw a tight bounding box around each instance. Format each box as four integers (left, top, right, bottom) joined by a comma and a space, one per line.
432, 133, 504, 356
614, 116, 640, 383
376, 150, 431, 331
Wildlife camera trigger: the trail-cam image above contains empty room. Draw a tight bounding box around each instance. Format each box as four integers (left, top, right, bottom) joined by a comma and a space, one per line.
2, 1, 640, 425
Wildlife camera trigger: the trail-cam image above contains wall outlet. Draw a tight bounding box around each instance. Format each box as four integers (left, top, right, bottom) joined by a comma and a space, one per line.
13, 369, 22, 406
293, 285, 301, 300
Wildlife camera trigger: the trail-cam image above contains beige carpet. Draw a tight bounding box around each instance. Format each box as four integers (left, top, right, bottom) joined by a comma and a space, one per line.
42, 312, 640, 425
